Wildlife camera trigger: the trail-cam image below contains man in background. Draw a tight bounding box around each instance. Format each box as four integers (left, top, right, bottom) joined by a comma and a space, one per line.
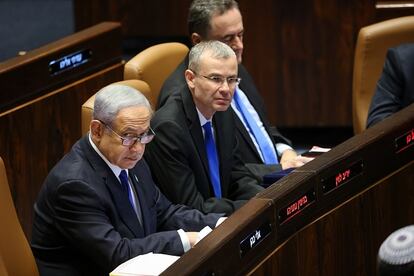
158, 0, 311, 180
367, 43, 414, 128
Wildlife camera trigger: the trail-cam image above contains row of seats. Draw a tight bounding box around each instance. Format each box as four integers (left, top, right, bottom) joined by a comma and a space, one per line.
2, 15, 414, 275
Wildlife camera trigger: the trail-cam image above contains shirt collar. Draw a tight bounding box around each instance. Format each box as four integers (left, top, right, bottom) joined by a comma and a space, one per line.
88, 133, 126, 180
196, 107, 211, 127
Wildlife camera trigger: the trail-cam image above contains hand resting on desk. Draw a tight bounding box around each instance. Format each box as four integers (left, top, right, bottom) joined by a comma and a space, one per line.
280, 149, 314, 169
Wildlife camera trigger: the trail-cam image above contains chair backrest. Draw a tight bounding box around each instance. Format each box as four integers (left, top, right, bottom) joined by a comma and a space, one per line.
81, 79, 151, 136
123, 42, 189, 107
0, 256, 9, 276
0, 157, 39, 276
352, 16, 414, 134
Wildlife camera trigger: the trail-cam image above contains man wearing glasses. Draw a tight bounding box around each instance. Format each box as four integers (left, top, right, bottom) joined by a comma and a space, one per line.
31, 84, 224, 276
157, 0, 311, 180
145, 41, 263, 215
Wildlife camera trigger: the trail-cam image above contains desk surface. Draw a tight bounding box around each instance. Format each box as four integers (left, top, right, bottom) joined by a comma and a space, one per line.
162, 103, 414, 276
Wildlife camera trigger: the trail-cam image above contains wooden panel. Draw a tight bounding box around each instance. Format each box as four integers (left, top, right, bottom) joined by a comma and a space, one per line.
239, 0, 376, 127
161, 103, 414, 275
249, 104, 414, 275
73, 0, 191, 36
251, 162, 414, 275
163, 198, 277, 276
0, 64, 123, 238
0, 22, 122, 113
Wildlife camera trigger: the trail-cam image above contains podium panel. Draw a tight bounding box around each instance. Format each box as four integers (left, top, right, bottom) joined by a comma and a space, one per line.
162, 103, 414, 275
164, 198, 276, 275
253, 161, 414, 276
0, 22, 122, 113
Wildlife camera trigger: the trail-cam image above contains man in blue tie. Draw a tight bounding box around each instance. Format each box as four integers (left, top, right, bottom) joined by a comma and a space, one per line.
31, 84, 224, 276
145, 41, 264, 215
158, 0, 312, 180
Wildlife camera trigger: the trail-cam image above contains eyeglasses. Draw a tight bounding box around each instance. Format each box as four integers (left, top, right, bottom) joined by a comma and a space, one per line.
100, 121, 155, 146
198, 74, 241, 88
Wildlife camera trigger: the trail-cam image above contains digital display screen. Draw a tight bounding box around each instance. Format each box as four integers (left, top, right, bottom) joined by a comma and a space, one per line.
278, 188, 316, 224
239, 222, 272, 257
395, 128, 414, 154
322, 160, 363, 194
49, 49, 92, 75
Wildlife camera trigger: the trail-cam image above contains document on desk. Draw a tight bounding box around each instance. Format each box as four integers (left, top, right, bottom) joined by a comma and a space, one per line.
300, 146, 331, 157
110, 252, 179, 276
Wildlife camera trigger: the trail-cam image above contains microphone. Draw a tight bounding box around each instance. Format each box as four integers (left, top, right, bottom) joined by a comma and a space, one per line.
378, 225, 414, 276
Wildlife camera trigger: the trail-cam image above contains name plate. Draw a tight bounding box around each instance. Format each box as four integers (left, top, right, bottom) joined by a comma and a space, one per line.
395, 128, 414, 154
49, 49, 92, 75
322, 160, 363, 194
239, 222, 272, 257
278, 188, 316, 225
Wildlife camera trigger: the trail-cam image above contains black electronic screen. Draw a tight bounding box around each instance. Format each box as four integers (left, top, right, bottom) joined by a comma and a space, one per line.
278, 188, 316, 225
395, 128, 414, 154
49, 49, 92, 75
239, 222, 272, 257
322, 160, 363, 194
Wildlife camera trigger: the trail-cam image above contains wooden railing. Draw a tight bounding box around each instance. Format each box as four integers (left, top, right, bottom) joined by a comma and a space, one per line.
162, 103, 414, 276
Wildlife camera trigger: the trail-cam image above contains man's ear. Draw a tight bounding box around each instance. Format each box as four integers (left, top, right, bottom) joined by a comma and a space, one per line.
185, 69, 196, 90
191, 33, 202, 45
90, 120, 104, 141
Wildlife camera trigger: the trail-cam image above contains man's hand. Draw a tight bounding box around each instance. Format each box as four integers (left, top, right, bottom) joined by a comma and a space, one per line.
280, 149, 313, 170
186, 232, 199, 247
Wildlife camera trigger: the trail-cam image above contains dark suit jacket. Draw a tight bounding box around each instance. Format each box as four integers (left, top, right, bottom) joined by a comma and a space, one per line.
145, 86, 264, 215
367, 43, 414, 128
158, 56, 290, 179
31, 136, 221, 276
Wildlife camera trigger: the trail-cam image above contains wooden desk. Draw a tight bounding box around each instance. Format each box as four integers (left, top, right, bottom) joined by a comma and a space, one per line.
162, 103, 414, 275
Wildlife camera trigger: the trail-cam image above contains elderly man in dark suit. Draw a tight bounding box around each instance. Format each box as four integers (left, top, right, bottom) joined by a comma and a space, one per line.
31, 84, 223, 276
145, 40, 263, 215
367, 43, 414, 128
157, 0, 310, 179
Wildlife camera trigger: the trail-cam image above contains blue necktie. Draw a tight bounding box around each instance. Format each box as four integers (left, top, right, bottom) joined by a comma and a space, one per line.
233, 89, 278, 164
202, 122, 222, 198
119, 170, 135, 208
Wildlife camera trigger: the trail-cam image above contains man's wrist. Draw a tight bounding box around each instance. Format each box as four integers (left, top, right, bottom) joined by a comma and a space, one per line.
276, 143, 293, 156
177, 229, 191, 252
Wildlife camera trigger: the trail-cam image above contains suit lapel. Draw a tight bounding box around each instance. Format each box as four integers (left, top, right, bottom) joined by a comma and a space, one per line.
238, 64, 268, 121
81, 136, 143, 238
129, 170, 151, 235
181, 88, 211, 181
105, 175, 144, 237
237, 65, 277, 158
233, 110, 262, 159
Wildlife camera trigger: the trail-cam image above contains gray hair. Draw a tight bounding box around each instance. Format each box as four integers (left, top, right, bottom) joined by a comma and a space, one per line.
188, 40, 236, 73
93, 84, 151, 126
188, 0, 239, 37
